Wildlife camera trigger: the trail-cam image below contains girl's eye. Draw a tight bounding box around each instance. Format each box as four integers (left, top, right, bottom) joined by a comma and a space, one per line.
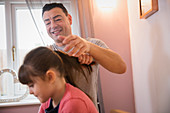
28, 84, 34, 88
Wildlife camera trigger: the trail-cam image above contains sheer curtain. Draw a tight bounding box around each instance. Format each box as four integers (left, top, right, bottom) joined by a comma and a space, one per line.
77, 0, 95, 38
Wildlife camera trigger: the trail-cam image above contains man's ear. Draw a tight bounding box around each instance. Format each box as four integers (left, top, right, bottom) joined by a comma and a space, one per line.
68, 14, 72, 25
45, 69, 56, 83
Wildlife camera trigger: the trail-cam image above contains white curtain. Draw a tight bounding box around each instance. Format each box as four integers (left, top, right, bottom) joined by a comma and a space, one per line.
77, 0, 95, 38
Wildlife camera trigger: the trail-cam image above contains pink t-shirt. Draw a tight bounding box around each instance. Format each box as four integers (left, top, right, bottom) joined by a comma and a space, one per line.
38, 83, 98, 113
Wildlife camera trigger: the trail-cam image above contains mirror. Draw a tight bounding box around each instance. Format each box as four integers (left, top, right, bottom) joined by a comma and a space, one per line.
139, 0, 158, 19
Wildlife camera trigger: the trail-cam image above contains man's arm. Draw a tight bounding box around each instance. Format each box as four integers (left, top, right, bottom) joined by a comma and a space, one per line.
56, 35, 126, 74
88, 42, 126, 74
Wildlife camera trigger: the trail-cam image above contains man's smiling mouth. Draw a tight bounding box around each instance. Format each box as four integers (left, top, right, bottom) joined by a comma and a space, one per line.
52, 30, 61, 34
51, 27, 62, 35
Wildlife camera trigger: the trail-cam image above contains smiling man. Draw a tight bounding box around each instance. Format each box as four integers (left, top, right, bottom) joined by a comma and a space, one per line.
43, 6, 72, 43
41, 3, 126, 112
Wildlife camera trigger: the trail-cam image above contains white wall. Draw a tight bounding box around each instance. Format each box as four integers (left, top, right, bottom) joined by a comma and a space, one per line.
127, 0, 170, 113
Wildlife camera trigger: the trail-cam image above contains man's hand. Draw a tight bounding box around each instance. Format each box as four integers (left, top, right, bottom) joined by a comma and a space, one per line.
56, 35, 90, 57
78, 54, 93, 65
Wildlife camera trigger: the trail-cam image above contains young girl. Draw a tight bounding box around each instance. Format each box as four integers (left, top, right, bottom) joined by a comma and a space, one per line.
18, 46, 98, 113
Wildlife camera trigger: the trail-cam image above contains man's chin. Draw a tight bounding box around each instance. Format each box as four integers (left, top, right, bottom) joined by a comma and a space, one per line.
53, 37, 64, 43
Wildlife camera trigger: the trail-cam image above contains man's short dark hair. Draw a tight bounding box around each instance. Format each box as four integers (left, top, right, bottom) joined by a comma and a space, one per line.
42, 3, 68, 17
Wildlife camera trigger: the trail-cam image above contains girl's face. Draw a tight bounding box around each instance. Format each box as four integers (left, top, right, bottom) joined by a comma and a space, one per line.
27, 69, 66, 103
27, 76, 52, 103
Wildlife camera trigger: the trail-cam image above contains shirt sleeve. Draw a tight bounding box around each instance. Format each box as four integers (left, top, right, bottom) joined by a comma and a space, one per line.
86, 37, 109, 49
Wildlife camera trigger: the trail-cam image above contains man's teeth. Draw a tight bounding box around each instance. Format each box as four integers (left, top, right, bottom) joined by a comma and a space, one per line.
53, 31, 59, 34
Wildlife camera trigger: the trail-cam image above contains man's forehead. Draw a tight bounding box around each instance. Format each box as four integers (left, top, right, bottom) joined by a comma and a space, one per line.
43, 7, 63, 16
43, 8, 64, 20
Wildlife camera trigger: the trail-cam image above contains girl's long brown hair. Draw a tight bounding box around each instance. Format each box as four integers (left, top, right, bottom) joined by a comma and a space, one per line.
18, 46, 92, 88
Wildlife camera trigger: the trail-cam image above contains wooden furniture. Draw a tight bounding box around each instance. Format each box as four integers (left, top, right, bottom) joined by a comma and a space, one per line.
110, 109, 130, 113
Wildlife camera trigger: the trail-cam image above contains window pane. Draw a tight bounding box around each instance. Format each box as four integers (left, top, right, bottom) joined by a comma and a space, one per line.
16, 9, 49, 70
16, 9, 43, 48
0, 5, 7, 69
0, 4, 7, 97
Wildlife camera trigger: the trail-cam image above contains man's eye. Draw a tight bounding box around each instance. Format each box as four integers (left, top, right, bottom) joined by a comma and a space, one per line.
46, 22, 50, 25
55, 19, 61, 22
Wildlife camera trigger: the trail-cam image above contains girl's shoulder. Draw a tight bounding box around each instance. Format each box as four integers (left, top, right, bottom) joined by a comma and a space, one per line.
59, 83, 98, 113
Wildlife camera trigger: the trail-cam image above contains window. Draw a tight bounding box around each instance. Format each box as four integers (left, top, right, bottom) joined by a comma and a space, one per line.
0, 4, 7, 97
0, 4, 7, 69
0, 0, 80, 104
13, 6, 48, 71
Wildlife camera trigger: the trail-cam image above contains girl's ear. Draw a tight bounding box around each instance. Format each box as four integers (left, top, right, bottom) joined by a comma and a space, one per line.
45, 69, 56, 83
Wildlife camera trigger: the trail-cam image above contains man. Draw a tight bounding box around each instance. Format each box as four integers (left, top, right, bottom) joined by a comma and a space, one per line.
42, 2, 126, 111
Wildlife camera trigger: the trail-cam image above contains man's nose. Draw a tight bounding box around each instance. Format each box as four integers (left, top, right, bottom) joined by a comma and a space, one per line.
51, 20, 57, 29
